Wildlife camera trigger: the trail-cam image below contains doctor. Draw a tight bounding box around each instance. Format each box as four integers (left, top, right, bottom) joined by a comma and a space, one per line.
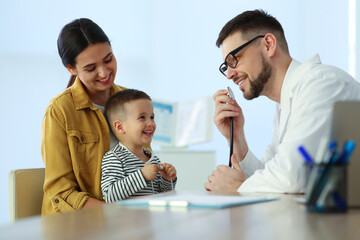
204, 9, 360, 193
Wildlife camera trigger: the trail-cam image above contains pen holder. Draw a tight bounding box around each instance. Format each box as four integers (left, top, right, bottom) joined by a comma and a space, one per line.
305, 162, 347, 213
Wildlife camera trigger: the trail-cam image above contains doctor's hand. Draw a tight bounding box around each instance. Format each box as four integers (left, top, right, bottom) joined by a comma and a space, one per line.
204, 154, 246, 193
213, 89, 244, 142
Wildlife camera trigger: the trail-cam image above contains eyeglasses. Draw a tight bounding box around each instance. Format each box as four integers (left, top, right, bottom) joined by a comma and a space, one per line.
219, 35, 265, 77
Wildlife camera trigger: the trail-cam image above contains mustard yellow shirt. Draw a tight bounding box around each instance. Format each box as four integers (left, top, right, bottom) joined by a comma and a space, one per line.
41, 77, 126, 215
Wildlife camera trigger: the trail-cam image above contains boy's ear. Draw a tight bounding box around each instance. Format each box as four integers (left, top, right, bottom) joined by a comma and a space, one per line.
66, 64, 78, 75
114, 120, 125, 134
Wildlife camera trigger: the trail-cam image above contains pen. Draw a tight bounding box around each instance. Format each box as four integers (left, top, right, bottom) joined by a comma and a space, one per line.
298, 145, 315, 198
298, 145, 314, 164
315, 137, 329, 164
308, 144, 338, 208
332, 190, 347, 212
306, 141, 337, 205
323, 141, 337, 163
306, 141, 336, 203
337, 140, 356, 163
315, 169, 339, 211
309, 141, 354, 211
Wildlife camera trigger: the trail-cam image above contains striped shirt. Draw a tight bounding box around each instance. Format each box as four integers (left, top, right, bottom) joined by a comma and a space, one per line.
101, 142, 174, 203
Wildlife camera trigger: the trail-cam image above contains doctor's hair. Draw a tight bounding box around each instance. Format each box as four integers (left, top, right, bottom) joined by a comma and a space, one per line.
105, 89, 152, 130
57, 18, 111, 88
216, 9, 289, 54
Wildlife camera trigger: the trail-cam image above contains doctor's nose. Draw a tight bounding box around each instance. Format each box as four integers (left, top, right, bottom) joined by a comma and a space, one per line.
226, 67, 238, 80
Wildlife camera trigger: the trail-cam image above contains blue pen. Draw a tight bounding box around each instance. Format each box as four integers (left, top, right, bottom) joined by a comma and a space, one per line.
298, 146, 314, 163
337, 140, 356, 163
343, 141, 356, 163
323, 141, 337, 163
307, 141, 338, 208
308, 152, 338, 208
332, 190, 347, 212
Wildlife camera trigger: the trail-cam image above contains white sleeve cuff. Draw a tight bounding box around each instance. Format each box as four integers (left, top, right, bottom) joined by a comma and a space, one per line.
239, 150, 264, 178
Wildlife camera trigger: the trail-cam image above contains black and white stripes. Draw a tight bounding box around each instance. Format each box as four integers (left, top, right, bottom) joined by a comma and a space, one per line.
101, 143, 173, 203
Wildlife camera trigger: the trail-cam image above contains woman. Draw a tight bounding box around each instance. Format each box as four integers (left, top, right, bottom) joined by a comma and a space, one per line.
41, 18, 126, 214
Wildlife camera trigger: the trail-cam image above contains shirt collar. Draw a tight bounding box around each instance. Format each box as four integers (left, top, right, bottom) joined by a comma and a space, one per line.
117, 142, 153, 159
280, 54, 322, 106
71, 77, 92, 110
280, 58, 301, 105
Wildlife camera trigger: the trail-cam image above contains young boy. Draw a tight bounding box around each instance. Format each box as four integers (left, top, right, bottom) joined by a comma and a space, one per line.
101, 89, 177, 203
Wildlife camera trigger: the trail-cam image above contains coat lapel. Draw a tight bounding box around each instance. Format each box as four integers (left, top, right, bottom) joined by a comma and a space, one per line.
278, 89, 292, 143
277, 55, 321, 143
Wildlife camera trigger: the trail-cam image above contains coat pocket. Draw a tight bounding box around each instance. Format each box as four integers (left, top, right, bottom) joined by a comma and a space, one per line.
67, 129, 99, 173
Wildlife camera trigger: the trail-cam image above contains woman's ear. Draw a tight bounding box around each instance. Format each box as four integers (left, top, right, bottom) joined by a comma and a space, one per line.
114, 120, 125, 134
66, 64, 78, 76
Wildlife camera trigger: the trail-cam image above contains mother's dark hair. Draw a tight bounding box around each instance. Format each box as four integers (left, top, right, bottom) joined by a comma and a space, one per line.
57, 18, 110, 88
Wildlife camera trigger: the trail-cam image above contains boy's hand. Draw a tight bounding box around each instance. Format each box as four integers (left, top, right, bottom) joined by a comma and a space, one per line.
159, 163, 177, 182
141, 164, 160, 181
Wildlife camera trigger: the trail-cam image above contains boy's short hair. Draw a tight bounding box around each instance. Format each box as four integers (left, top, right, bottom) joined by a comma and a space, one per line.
105, 89, 152, 131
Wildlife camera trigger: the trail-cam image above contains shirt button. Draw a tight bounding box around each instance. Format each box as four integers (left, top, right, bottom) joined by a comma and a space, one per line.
55, 199, 59, 203
80, 137, 84, 141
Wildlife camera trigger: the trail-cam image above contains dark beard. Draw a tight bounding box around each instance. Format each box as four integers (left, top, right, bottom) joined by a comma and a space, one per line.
244, 57, 272, 100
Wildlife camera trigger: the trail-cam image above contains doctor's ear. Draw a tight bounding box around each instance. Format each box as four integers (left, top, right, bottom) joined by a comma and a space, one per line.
114, 120, 125, 134
263, 34, 277, 57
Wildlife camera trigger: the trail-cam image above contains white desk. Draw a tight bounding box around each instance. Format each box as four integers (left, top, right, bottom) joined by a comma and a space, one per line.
2, 191, 360, 240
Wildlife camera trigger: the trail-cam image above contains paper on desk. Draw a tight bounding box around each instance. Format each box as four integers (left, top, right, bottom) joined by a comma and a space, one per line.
117, 192, 278, 209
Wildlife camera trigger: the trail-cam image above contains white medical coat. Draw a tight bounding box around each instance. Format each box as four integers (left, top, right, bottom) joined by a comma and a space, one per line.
239, 54, 360, 193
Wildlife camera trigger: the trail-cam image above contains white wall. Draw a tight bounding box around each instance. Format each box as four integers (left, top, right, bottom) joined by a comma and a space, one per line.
0, 0, 356, 225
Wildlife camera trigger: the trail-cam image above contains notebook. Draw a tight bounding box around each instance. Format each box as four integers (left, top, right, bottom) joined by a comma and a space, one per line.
117, 192, 278, 209
330, 101, 360, 207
